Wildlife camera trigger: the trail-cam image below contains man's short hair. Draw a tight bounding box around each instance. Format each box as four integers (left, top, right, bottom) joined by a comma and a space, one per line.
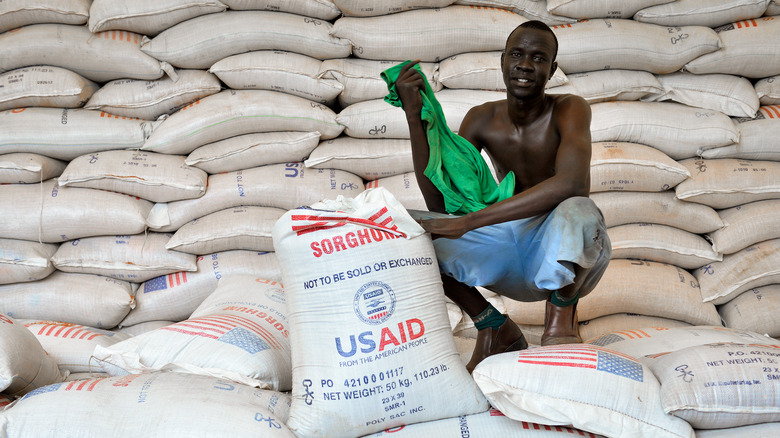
506, 20, 559, 61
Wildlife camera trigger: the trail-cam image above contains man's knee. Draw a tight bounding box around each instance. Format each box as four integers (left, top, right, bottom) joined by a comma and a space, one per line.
555, 196, 606, 231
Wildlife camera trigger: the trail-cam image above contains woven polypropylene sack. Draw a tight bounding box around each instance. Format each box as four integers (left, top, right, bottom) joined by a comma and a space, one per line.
607, 223, 722, 270
589, 102, 739, 160
88, 0, 227, 35
0, 372, 295, 438
589, 142, 690, 193
22, 321, 131, 374
634, 0, 770, 27
185, 132, 321, 175
0, 153, 66, 184
0, 25, 168, 83
579, 315, 692, 343
454, 0, 578, 26
51, 233, 197, 283
0, 0, 89, 34
142, 90, 342, 155
0, 66, 97, 112
141, 11, 351, 69
437, 51, 569, 91
548, 69, 663, 104
364, 407, 606, 437
0, 272, 134, 329
685, 17, 780, 79
365, 173, 428, 211
709, 199, 780, 254
642, 72, 760, 118
646, 343, 780, 429
0, 108, 150, 162
0, 314, 65, 397
696, 423, 780, 438
273, 188, 489, 437
755, 75, 780, 105
0, 180, 153, 243
701, 105, 780, 161
675, 158, 780, 209
304, 137, 414, 180
123, 250, 281, 326
590, 191, 724, 234
695, 238, 780, 305
331, 6, 527, 62
166, 206, 285, 254
147, 163, 364, 232
84, 69, 222, 121
94, 276, 292, 390
0, 239, 57, 285
333, 0, 455, 16
551, 19, 720, 75
210, 51, 342, 104
58, 150, 207, 203
504, 259, 721, 326
472, 345, 695, 438
546, 0, 675, 19
220, 0, 341, 20
587, 326, 780, 359
319, 58, 439, 107
719, 285, 780, 338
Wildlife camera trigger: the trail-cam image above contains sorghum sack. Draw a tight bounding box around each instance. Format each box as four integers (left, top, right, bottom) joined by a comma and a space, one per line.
589, 142, 690, 193
273, 188, 489, 437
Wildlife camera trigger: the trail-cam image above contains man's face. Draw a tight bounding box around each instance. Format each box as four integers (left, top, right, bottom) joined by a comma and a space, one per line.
501, 28, 558, 100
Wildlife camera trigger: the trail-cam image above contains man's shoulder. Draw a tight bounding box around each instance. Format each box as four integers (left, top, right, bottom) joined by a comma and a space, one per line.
549, 93, 590, 112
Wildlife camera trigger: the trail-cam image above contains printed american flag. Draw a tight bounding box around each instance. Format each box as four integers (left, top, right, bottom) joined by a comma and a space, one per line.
143, 271, 188, 293
162, 314, 281, 354
516, 345, 643, 382
290, 206, 404, 237
32, 323, 107, 341
589, 329, 652, 347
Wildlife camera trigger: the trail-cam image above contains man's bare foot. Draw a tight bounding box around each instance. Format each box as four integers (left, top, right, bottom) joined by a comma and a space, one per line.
541, 298, 582, 346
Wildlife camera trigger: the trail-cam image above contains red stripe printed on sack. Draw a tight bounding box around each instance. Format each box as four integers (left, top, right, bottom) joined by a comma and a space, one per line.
760, 105, 780, 118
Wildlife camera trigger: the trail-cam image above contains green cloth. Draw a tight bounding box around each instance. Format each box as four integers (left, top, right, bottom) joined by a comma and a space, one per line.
381, 60, 515, 216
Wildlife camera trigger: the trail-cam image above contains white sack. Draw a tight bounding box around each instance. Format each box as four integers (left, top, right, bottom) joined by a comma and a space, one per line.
366, 173, 429, 211
579, 315, 692, 343
305, 137, 414, 180
88, 0, 227, 35
643, 72, 760, 118
701, 105, 780, 161
589, 102, 739, 160
0, 239, 58, 285
548, 70, 663, 104
210, 51, 342, 104
142, 90, 342, 155
333, 0, 455, 16
148, 163, 364, 232
0, 0, 89, 34
546, 0, 675, 19
331, 6, 527, 62
0, 66, 97, 112
185, 132, 321, 174
676, 158, 780, 209
141, 11, 351, 69
589, 142, 690, 193
84, 69, 222, 121
755, 75, 780, 105
0, 153, 66, 184
123, 251, 281, 326
59, 150, 207, 203
0, 180, 153, 243
51, 233, 197, 283
220, 0, 341, 20
273, 188, 489, 437
607, 223, 722, 270
166, 206, 286, 254
695, 238, 780, 305
0, 25, 169, 83
0, 272, 135, 329
634, 0, 770, 27
94, 276, 292, 390
0, 108, 151, 161
0, 314, 65, 398
590, 191, 724, 234
709, 199, 780, 254
454, 0, 577, 26
718, 285, 780, 337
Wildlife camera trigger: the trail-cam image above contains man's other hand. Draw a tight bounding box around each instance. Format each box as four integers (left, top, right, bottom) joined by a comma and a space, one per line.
395, 60, 425, 120
418, 216, 470, 240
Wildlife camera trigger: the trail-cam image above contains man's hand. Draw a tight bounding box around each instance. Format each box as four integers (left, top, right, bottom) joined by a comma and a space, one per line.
395, 60, 425, 120
418, 216, 471, 240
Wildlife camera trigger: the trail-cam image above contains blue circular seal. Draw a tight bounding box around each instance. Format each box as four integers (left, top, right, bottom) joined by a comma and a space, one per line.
353, 281, 395, 325
264, 287, 286, 304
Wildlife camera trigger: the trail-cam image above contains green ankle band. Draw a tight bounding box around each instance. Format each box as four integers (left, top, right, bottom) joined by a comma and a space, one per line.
550, 290, 579, 307
473, 305, 506, 330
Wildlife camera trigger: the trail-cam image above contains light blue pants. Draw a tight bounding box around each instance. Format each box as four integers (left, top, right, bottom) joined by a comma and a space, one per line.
432, 197, 612, 302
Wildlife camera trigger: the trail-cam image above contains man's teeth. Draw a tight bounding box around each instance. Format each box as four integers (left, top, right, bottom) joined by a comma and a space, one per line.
517, 79, 529, 83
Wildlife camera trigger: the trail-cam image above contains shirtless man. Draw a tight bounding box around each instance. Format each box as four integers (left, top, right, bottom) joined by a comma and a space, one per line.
394, 21, 612, 372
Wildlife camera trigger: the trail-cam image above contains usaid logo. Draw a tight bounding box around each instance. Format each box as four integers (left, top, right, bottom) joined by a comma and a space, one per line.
265, 288, 286, 304
353, 281, 395, 325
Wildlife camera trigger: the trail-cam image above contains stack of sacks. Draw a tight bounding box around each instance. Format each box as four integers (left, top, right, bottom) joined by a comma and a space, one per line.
586, 326, 780, 435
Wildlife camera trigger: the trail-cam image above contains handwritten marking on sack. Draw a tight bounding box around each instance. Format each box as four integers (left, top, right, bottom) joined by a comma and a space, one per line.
675, 364, 694, 383
302, 379, 314, 405
254, 413, 281, 429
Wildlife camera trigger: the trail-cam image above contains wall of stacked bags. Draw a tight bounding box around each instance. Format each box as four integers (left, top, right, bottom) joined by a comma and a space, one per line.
2, 0, 780, 436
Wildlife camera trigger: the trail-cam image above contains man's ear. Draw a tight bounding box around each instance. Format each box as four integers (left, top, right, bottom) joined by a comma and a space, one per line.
500, 52, 505, 67
550, 61, 558, 78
